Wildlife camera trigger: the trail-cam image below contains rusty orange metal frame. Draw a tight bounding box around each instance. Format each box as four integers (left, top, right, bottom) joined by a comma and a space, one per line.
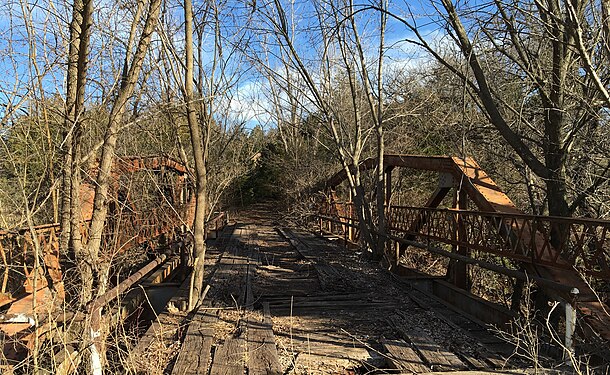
324, 203, 610, 279
0, 156, 194, 340
321, 154, 610, 340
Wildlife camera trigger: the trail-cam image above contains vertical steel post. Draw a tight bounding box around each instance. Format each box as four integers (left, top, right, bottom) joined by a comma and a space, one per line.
448, 187, 469, 289
348, 191, 353, 242
385, 166, 393, 206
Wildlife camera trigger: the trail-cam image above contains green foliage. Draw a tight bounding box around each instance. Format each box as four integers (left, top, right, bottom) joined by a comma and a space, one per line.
0, 99, 65, 225
233, 141, 284, 205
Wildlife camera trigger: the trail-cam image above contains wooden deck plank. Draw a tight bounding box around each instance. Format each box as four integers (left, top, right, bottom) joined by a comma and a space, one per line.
133, 227, 234, 360
408, 291, 505, 369
168, 213, 522, 374
209, 334, 246, 375
408, 331, 466, 371
171, 309, 218, 375
171, 226, 242, 373
246, 303, 282, 375
206, 227, 250, 374
381, 338, 429, 373
389, 315, 468, 372
262, 293, 373, 302
278, 228, 347, 291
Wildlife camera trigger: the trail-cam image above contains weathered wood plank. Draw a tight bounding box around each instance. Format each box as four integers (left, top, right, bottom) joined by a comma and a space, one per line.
246, 303, 282, 375
278, 228, 346, 291
171, 309, 218, 375
408, 331, 466, 371
408, 291, 504, 369
389, 315, 468, 372
381, 338, 429, 373
263, 293, 372, 302
267, 298, 393, 307
133, 226, 235, 369
209, 334, 246, 375
241, 255, 257, 308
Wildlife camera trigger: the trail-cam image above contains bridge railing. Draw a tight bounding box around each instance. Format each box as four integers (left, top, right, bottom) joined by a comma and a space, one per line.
109, 204, 185, 249
318, 202, 610, 279
0, 223, 64, 308
0, 203, 226, 308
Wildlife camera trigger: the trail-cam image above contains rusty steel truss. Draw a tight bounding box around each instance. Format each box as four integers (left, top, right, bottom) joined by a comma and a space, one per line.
0, 156, 227, 359
319, 154, 610, 340
324, 204, 610, 279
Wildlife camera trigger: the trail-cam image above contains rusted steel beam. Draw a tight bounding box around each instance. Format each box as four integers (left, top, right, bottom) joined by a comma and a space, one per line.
321, 155, 610, 278
99, 155, 188, 175
317, 213, 576, 294
325, 155, 456, 190
324, 155, 516, 214
389, 233, 579, 294
320, 202, 610, 278
0, 155, 194, 335
319, 154, 610, 340
89, 254, 167, 314
388, 206, 610, 277
0, 225, 65, 302
385, 166, 393, 206
450, 157, 520, 214
402, 187, 451, 242
384, 155, 456, 173
0, 154, 201, 367
88, 254, 167, 374
448, 188, 469, 289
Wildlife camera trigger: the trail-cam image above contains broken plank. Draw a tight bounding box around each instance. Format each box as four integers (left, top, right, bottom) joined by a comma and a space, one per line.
408, 291, 505, 369
246, 303, 282, 375
171, 309, 218, 375
408, 331, 466, 371
389, 315, 467, 372
381, 338, 429, 373
210, 334, 246, 375
314, 263, 345, 290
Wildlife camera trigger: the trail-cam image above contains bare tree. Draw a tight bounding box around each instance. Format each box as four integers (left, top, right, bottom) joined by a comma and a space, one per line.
59, 0, 93, 305
251, 0, 390, 258
172, 0, 253, 309
86, 0, 163, 301
183, 0, 208, 310
378, 0, 609, 220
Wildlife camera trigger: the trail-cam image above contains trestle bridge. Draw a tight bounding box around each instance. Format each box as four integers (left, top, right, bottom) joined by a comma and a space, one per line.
1, 154, 608, 374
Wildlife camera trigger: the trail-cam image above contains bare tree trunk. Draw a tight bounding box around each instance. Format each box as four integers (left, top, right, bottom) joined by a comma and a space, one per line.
374, 1, 387, 259
348, 0, 387, 259
438, 0, 573, 222
184, 0, 208, 310
86, 0, 162, 301
60, 0, 93, 303
59, 0, 84, 257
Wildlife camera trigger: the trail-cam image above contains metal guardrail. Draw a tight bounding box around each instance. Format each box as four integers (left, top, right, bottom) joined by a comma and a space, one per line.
0, 207, 227, 307
320, 202, 610, 279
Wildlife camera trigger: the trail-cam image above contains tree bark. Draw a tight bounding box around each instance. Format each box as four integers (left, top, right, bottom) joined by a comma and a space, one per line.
60, 0, 93, 303
184, 0, 208, 310
86, 0, 162, 301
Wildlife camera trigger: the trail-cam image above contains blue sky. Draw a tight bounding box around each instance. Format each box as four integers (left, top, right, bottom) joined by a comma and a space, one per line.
0, 0, 449, 129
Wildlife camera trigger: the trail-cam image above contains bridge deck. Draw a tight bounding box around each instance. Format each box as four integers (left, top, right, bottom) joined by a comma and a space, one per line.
139, 206, 516, 374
